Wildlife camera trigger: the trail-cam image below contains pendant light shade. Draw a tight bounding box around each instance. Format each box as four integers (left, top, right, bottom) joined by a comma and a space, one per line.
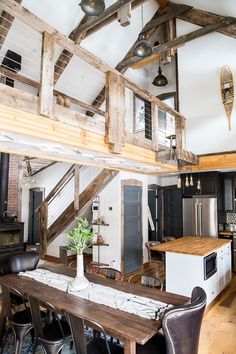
134, 34, 152, 57
80, 0, 105, 16
134, 6, 152, 58
152, 66, 168, 87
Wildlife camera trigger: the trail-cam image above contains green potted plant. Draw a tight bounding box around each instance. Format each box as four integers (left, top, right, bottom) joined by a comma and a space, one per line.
66, 218, 94, 291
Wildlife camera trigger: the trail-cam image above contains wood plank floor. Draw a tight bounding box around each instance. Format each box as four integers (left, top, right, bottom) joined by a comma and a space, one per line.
199, 272, 236, 354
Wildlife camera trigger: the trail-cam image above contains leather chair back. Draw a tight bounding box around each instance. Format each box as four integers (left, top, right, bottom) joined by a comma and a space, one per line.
0, 251, 39, 275
162, 287, 206, 354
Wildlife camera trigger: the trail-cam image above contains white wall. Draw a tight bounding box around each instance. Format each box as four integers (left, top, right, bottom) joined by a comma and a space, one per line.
175, 0, 236, 154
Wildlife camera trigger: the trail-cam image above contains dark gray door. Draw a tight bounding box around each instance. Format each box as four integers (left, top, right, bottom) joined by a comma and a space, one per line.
28, 189, 43, 245
123, 185, 142, 274
163, 187, 183, 238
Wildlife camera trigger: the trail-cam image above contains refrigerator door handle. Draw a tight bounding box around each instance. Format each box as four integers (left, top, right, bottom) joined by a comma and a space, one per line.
199, 203, 202, 235
195, 203, 198, 235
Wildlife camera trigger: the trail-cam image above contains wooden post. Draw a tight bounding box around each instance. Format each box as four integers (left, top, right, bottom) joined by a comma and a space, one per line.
39, 31, 55, 117
39, 203, 48, 258
151, 101, 159, 152
175, 116, 186, 150
105, 71, 125, 154
117, 3, 131, 27
74, 164, 80, 211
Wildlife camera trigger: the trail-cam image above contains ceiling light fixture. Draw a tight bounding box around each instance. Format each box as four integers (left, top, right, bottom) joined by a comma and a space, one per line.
133, 6, 152, 58
152, 64, 168, 87
80, 0, 105, 16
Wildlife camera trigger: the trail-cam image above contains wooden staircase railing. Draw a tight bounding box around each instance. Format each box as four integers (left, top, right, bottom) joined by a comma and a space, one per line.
38, 167, 118, 257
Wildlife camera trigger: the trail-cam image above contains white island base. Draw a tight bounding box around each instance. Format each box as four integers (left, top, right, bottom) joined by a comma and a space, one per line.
165, 243, 232, 305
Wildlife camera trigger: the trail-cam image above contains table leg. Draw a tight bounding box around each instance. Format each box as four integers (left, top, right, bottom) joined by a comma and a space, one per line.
124, 339, 136, 354
0, 303, 6, 343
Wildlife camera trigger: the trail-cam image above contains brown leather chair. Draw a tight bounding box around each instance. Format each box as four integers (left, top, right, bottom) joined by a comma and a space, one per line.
135, 286, 207, 354
0, 250, 39, 275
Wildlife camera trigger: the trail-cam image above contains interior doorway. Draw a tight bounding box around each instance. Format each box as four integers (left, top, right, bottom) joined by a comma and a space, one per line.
122, 181, 143, 274
148, 187, 162, 242
28, 188, 44, 245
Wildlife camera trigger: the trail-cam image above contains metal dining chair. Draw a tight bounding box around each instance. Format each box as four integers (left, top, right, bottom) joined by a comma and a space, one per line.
1, 285, 34, 354
145, 241, 165, 263
128, 273, 164, 290
65, 311, 123, 354
95, 267, 123, 281
28, 295, 72, 354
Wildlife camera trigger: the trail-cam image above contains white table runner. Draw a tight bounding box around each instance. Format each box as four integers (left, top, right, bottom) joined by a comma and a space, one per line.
20, 269, 172, 320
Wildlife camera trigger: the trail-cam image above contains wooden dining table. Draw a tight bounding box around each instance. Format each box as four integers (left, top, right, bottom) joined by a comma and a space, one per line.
0, 265, 188, 354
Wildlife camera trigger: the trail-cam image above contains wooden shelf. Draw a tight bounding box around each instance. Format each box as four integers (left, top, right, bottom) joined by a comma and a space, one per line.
93, 243, 109, 246
90, 261, 109, 267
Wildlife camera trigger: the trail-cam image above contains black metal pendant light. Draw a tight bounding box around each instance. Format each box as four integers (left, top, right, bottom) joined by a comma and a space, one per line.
133, 6, 152, 58
80, 0, 105, 16
152, 65, 168, 87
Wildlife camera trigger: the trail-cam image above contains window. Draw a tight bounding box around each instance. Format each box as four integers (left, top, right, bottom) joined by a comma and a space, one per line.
133, 95, 152, 140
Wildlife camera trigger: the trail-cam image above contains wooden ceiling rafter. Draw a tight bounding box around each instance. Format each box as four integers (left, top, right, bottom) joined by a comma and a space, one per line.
73, 0, 137, 40
120, 16, 236, 70
156, 0, 168, 9
0, 0, 22, 49
86, 5, 183, 116
175, 3, 236, 40
54, 0, 147, 84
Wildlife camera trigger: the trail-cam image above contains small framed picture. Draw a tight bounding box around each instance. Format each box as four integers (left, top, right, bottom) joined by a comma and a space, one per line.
133, 94, 145, 133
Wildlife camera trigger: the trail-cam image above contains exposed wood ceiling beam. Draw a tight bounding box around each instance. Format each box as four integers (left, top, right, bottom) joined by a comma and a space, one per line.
54, 1, 187, 85
0, 0, 22, 49
139, 3, 192, 35
129, 52, 161, 69
119, 17, 236, 70
86, 5, 183, 116
84, 0, 146, 37
30, 161, 57, 176
54, 0, 146, 83
175, 4, 236, 40
73, 0, 140, 40
156, 0, 168, 9
1, 0, 118, 75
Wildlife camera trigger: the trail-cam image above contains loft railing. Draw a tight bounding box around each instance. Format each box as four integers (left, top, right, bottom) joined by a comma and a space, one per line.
0, 0, 187, 164
105, 71, 186, 154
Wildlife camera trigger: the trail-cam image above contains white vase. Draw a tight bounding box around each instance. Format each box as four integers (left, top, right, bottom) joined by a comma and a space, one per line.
69, 254, 89, 291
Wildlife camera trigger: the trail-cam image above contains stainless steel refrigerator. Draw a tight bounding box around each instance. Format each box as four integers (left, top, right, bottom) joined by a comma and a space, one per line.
183, 196, 218, 237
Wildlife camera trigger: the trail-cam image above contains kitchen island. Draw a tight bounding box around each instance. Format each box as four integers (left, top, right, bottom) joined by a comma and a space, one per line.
151, 236, 232, 305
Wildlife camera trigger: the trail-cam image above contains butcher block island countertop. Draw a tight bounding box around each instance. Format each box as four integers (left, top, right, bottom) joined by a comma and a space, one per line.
151, 236, 231, 256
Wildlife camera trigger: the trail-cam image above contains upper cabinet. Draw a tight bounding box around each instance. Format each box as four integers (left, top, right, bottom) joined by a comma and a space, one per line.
223, 173, 235, 212
182, 172, 220, 196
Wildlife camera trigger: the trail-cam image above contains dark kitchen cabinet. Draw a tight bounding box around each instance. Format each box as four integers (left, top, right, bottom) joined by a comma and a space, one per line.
223, 173, 235, 211
182, 172, 220, 196
163, 187, 182, 238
